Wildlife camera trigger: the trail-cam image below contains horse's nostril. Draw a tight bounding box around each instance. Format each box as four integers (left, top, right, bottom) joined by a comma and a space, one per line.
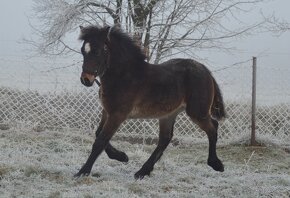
84, 78, 91, 85
80, 77, 85, 85
80, 77, 93, 87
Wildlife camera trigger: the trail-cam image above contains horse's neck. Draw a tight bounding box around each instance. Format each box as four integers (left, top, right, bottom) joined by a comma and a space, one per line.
101, 61, 146, 84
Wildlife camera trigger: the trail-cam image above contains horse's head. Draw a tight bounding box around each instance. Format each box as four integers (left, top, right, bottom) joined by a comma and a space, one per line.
79, 26, 111, 87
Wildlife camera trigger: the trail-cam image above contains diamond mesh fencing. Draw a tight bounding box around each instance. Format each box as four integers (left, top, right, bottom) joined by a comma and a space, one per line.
0, 57, 289, 144
254, 64, 290, 143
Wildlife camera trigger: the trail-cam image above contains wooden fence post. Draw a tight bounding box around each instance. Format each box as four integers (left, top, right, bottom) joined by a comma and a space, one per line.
251, 57, 257, 146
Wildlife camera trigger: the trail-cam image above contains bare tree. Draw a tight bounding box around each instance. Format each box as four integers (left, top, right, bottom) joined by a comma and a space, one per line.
29, 0, 289, 63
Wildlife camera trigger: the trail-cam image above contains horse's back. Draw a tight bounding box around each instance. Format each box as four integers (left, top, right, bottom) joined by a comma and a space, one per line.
159, 58, 213, 85
160, 58, 211, 76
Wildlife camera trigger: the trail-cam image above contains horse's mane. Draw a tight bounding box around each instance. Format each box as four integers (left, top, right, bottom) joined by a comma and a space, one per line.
79, 26, 104, 41
79, 26, 146, 64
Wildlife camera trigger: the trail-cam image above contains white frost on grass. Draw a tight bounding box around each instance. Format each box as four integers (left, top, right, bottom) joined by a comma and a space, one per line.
1, 127, 290, 197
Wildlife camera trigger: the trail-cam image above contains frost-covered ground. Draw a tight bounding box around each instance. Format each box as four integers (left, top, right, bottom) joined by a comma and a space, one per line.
0, 127, 290, 198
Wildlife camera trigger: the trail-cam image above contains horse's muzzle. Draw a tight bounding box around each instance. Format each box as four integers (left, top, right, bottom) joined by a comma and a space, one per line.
80, 72, 95, 87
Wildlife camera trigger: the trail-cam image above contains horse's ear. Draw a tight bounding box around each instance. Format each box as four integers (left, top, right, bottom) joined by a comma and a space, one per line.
106, 26, 113, 43
114, 24, 121, 29
79, 26, 85, 33
104, 27, 111, 52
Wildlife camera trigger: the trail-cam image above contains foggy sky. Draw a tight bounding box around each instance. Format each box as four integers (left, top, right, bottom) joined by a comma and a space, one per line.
0, 0, 289, 69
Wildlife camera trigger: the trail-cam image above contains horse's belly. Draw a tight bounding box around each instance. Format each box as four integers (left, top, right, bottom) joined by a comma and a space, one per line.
128, 102, 185, 119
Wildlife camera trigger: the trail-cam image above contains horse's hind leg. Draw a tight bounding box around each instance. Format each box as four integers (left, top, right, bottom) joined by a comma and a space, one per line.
190, 116, 224, 172
96, 110, 128, 163
134, 114, 177, 179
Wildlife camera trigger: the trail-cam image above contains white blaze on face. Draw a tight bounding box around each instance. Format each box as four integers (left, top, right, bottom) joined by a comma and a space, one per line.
84, 42, 91, 54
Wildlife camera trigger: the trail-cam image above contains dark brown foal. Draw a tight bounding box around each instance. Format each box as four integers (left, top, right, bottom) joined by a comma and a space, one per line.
75, 25, 226, 179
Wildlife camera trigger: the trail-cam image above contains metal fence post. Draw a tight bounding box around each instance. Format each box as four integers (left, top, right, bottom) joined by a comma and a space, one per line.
251, 57, 257, 146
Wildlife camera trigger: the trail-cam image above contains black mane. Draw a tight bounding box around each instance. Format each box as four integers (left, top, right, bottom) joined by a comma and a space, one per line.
79, 26, 146, 64
110, 26, 147, 63
79, 26, 106, 41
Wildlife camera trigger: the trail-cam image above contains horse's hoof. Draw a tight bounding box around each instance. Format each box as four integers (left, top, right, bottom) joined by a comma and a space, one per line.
108, 151, 129, 163
134, 171, 146, 180
118, 152, 129, 163
74, 172, 88, 178
208, 158, 224, 172
134, 167, 152, 180
74, 169, 91, 178
91, 172, 101, 177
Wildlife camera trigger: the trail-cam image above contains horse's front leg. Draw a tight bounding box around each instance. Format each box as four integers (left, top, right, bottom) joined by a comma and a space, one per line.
75, 114, 125, 177
96, 110, 129, 163
134, 114, 177, 179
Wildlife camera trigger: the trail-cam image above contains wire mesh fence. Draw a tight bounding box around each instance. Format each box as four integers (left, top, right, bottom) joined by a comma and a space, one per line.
0, 57, 289, 145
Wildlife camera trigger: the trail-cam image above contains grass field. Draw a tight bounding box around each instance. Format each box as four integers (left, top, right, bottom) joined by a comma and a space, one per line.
1, 127, 290, 197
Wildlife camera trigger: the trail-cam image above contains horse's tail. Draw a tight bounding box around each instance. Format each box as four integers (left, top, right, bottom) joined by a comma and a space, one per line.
211, 77, 226, 120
